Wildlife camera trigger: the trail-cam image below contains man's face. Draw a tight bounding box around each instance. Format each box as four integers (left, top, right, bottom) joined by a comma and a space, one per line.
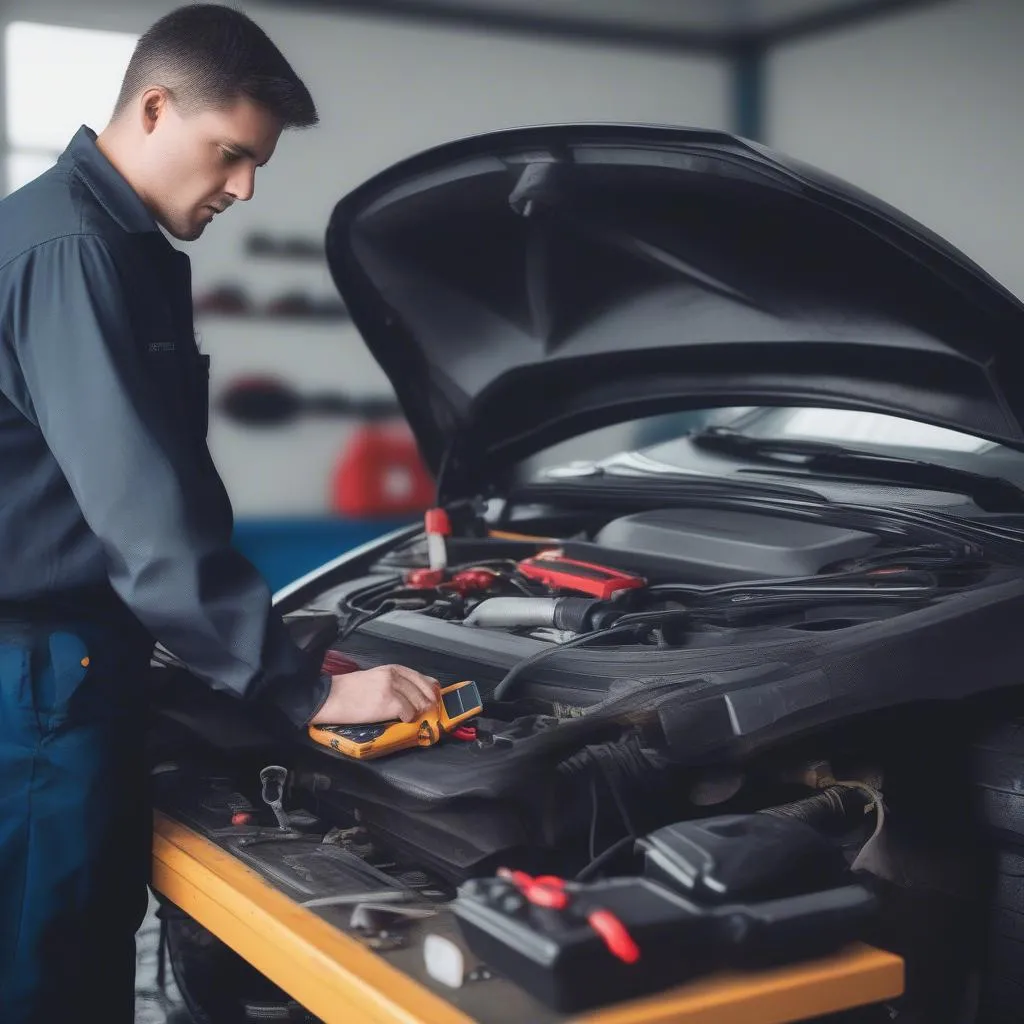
136, 93, 283, 241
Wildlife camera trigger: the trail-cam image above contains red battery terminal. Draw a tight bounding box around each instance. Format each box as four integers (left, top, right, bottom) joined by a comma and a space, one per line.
405, 567, 447, 589
404, 566, 497, 592
443, 568, 499, 596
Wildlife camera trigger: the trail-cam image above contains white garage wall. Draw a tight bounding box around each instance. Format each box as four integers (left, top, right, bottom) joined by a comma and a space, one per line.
0, 0, 727, 513
766, 0, 1024, 300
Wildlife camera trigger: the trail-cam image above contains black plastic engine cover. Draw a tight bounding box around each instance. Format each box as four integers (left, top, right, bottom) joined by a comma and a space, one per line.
585, 507, 879, 584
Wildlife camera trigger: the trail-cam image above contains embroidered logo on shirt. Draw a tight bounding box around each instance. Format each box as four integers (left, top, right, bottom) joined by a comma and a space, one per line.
148, 341, 176, 353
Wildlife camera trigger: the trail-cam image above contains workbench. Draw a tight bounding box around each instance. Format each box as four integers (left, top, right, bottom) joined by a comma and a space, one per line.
152, 812, 905, 1024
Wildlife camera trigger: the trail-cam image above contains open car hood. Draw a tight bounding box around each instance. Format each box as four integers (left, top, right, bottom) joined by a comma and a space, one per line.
325, 124, 1024, 500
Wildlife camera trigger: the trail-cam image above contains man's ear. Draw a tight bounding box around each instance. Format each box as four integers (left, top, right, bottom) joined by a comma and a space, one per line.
139, 87, 170, 136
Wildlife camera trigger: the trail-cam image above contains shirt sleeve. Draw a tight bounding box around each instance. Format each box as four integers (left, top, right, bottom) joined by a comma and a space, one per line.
7, 233, 331, 727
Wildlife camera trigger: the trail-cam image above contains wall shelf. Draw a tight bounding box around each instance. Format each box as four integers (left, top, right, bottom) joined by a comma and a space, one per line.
244, 232, 326, 262
195, 312, 349, 325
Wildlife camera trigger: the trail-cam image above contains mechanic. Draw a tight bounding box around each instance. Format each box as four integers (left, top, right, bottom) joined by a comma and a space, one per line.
0, 6, 438, 1021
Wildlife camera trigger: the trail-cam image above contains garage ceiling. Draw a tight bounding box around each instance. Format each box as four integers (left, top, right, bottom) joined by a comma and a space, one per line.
281, 0, 951, 53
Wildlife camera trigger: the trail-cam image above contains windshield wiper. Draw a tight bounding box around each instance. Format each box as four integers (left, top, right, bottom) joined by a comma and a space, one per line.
691, 427, 1024, 512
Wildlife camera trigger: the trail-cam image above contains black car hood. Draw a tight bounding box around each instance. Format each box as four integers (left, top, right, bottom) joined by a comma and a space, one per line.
325, 124, 1024, 500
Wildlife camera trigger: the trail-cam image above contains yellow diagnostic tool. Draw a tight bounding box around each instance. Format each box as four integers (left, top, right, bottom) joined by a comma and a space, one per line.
308, 680, 483, 760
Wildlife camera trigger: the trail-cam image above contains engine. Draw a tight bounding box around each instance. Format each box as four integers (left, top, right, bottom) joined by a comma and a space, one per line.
325, 506, 985, 708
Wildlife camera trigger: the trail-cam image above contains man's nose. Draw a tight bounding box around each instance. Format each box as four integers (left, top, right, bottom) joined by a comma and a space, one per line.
227, 165, 256, 203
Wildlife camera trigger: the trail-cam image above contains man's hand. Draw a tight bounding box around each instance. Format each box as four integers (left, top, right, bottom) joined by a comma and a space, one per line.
309, 664, 440, 726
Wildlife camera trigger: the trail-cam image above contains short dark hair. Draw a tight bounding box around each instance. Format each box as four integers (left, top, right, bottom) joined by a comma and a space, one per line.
113, 4, 318, 129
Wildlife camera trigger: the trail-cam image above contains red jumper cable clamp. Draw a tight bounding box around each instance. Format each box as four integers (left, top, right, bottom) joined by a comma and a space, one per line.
495, 868, 641, 964
405, 508, 452, 589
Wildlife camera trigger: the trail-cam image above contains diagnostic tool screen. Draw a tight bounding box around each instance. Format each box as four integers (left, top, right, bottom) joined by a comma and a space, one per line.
442, 681, 481, 719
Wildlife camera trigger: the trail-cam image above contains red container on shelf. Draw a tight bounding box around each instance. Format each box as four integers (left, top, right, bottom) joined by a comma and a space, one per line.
330, 423, 434, 517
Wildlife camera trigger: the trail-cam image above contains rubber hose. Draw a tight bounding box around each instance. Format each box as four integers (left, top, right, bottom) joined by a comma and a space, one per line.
552, 598, 602, 632
760, 785, 871, 832
463, 597, 559, 628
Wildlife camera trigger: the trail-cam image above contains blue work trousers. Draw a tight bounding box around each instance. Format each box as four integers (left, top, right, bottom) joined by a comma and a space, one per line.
0, 618, 153, 1022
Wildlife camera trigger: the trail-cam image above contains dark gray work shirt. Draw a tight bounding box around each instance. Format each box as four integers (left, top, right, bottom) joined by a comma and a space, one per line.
0, 125, 330, 727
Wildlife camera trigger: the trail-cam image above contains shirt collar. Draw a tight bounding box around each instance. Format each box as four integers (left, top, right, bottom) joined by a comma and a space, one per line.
59, 125, 159, 234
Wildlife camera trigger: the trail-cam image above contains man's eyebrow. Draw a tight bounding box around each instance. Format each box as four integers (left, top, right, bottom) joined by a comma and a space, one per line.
224, 142, 265, 165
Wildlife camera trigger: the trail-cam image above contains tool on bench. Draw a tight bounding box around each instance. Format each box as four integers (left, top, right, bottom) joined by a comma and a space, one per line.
449, 813, 879, 1012
259, 765, 292, 830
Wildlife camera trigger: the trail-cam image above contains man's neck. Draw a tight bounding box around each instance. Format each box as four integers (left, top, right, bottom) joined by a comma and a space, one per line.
95, 126, 130, 183
95, 125, 154, 217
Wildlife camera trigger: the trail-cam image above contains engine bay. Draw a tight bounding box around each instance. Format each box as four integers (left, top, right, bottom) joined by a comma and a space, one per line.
309, 502, 996, 712
152, 499, 1024, 1021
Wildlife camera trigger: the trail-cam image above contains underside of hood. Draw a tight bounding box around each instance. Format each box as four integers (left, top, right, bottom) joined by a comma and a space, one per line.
325, 124, 1024, 501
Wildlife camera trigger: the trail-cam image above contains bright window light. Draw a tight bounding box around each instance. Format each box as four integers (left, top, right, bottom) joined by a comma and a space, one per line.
5, 150, 60, 193
5, 22, 137, 148
4, 21, 137, 192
